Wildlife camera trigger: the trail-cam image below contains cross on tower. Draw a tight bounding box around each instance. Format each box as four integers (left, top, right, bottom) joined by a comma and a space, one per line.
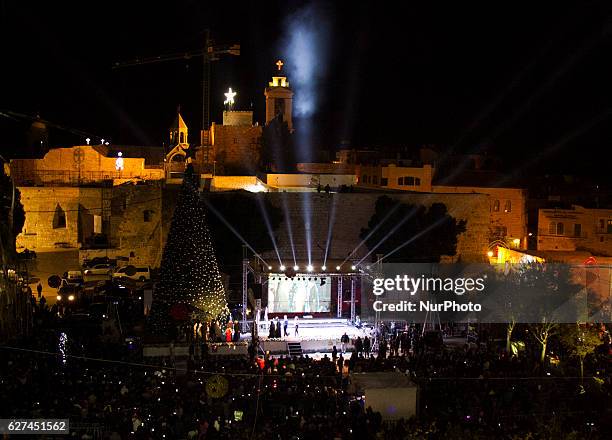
276, 60, 284, 71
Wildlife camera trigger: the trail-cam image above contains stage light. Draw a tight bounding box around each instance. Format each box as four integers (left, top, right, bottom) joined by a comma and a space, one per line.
351, 265, 357, 270
268, 265, 272, 270
487, 251, 494, 257
321, 265, 326, 271
293, 265, 299, 271
307, 264, 313, 272
336, 265, 341, 271
280, 265, 286, 271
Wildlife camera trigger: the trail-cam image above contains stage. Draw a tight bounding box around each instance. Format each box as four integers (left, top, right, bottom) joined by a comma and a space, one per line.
143, 318, 371, 358
248, 317, 371, 355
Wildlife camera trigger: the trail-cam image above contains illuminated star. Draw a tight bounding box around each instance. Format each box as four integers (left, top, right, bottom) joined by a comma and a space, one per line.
224, 88, 236, 107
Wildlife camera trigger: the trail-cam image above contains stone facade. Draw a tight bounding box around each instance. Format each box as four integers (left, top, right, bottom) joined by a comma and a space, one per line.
197, 123, 263, 174
353, 164, 527, 249
538, 205, 612, 256
10, 145, 164, 186
17, 187, 110, 250
16, 183, 176, 268
432, 186, 527, 248
260, 192, 491, 264
17, 186, 490, 269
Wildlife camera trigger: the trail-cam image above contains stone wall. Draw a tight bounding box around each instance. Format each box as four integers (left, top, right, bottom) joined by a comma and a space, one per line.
17, 183, 176, 268
432, 186, 528, 247
17, 186, 491, 270
10, 146, 163, 185
17, 187, 107, 250
260, 192, 490, 264
210, 124, 263, 173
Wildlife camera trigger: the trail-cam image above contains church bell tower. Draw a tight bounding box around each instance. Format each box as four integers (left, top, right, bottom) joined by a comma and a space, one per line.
264, 60, 294, 131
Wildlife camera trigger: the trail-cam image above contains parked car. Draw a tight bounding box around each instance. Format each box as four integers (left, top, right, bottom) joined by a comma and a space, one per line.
112, 266, 151, 282
83, 264, 114, 277
61, 270, 84, 287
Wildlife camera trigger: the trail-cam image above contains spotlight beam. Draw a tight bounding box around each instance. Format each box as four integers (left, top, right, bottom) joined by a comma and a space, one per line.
281, 191, 297, 266
341, 202, 401, 266
301, 192, 312, 265
255, 194, 282, 265
381, 217, 449, 262
357, 205, 418, 265
202, 197, 269, 267
323, 194, 337, 268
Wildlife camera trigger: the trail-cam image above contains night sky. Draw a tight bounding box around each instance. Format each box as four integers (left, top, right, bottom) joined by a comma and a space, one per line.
2, 1, 612, 179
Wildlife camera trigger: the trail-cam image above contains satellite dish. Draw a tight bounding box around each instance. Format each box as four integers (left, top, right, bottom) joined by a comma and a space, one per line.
124, 265, 137, 276
48, 275, 61, 289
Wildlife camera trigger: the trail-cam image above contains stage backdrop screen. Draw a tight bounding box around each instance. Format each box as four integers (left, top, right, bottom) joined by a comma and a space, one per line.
267, 274, 332, 313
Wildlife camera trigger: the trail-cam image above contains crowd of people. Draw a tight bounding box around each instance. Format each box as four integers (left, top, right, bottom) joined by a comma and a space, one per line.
1, 318, 610, 439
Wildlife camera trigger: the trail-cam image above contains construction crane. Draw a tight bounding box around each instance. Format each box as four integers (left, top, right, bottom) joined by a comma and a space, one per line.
112, 30, 240, 133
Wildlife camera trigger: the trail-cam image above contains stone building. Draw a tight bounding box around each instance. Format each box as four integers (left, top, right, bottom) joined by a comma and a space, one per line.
354, 163, 528, 249
196, 112, 263, 175
9, 144, 165, 186
195, 61, 295, 175
537, 205, 612, 256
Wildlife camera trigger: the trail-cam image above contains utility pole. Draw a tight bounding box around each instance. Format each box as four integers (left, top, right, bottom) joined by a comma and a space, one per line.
113, 30, 240, 133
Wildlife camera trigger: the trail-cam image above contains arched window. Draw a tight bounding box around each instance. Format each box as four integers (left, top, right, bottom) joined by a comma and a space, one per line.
557, 222, 564, 235
493, 200, 500, 212
53, 204, 66, 229
179, 132, 185, 144
504, 200, 512, 212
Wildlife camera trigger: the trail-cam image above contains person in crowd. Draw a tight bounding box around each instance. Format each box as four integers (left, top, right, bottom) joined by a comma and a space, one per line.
283, 314, 289, 337
363, 336, 371, 358
340, 332, 349, 353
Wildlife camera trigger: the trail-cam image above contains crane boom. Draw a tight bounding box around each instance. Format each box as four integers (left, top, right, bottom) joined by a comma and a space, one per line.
112, 30, 240, 133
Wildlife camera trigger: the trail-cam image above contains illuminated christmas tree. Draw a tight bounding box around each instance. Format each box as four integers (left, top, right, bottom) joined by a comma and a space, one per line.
148, 164, 229, 336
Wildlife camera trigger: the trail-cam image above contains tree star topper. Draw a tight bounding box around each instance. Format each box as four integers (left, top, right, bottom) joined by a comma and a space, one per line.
224, 87, 236, 108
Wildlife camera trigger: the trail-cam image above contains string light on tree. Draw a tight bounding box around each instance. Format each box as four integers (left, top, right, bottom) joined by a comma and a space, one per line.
148, 164, 229, 336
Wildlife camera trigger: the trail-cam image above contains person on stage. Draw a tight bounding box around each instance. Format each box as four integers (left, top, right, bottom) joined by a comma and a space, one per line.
294, 315, 299, 337
283, 315, 289, 337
